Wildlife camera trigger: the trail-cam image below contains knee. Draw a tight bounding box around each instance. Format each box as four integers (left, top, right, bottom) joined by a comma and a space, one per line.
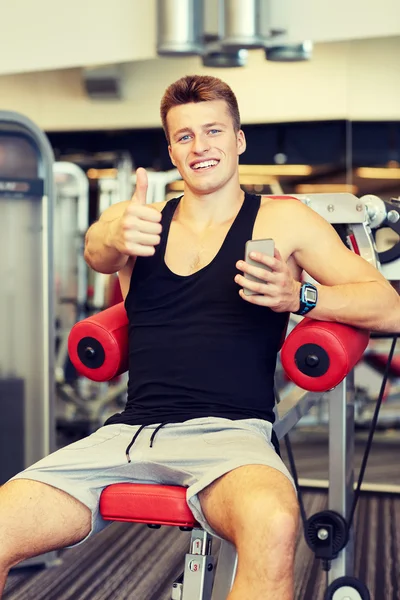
267, 504, 299, 547
237, 492, 299, 549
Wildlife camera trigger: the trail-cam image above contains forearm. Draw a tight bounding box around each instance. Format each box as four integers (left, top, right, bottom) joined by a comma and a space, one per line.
303, 280, 400, 332
84, 219, 129, 274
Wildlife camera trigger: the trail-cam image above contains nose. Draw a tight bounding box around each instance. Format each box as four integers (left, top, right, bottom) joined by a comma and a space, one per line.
191, 133, 210, 154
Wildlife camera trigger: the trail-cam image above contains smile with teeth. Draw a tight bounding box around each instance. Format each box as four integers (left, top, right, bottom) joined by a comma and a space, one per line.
191, 160, 219, 170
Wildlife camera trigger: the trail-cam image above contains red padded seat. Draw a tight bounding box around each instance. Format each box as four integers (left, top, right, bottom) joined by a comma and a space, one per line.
364, 354, 400, 378
100, 483, 200, 528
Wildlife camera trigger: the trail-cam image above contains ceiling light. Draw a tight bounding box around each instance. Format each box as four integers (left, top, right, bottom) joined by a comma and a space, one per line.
356, 167, 400, 179
87, 168, 118, 179
239, 164, 313, 176
265, 41, 313, 62
295, 184, 358, 194
202, 48, 247, 67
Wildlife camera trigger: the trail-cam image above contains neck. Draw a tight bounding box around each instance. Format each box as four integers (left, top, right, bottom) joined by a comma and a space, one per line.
177, 178, 245, 229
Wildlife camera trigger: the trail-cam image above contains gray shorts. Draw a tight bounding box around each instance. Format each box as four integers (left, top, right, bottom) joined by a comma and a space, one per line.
10, 417, 295, 547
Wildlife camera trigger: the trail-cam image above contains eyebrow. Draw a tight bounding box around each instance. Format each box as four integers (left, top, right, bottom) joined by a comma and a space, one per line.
172, 122, 226, 139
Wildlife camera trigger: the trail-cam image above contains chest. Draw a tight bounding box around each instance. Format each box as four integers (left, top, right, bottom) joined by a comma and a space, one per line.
163, 213, 302, 281
164, 219, 235, 276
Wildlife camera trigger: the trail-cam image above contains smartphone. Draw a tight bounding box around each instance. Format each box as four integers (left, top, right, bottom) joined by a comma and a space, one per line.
243, 238, 275, 296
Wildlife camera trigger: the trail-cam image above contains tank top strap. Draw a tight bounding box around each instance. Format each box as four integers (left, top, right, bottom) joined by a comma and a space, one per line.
222, 192, 262, 252
159, 196, 181, 255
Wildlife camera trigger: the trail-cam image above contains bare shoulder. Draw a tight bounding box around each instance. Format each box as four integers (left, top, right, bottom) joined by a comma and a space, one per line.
259, 195, 305, 214
254, 195, 336, 262
151, 200, 168, 212
258, 195, 326, 229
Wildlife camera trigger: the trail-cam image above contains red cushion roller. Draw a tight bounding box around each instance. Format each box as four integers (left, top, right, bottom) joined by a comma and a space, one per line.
281, 318, 370, 392
68, 302, 129, 382
100, 483, 199, 527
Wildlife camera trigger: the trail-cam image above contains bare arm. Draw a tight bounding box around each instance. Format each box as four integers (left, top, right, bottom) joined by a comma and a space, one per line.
237, 200, 400, 332
84, 201, 132, 274
290, 202, 400, 331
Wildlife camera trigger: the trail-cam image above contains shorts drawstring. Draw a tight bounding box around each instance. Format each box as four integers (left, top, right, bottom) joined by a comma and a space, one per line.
125, 421, 172, 463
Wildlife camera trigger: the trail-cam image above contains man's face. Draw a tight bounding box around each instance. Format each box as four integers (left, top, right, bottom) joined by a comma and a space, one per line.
167, 100, 246, 195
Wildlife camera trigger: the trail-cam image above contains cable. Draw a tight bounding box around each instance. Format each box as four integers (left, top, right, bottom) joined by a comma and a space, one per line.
284, 433, 309, 531
347, 334, 398, 531
285, 335, 398, 538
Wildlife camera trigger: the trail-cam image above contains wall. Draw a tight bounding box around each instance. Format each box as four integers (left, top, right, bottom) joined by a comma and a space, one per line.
0, 36, 399, 131
0, 0, 399, 76
286, 0, 400, 43
0, 0, 157, 76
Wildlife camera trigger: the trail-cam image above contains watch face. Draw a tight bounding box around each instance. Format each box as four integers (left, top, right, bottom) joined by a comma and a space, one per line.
305, 288, 317, 303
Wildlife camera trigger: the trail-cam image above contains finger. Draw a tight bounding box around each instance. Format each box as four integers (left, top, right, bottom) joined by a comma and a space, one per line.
126, 204, 162, 223
124, 214, 162, 233
248, 250, 277, 270
127, 232, 161, 247
236, 260, 275, 282
131, 167, 148, 205
238, 289, 272, 306
131, 245, 156, 257
234, 274, 276, 296
238, 288, 284, 310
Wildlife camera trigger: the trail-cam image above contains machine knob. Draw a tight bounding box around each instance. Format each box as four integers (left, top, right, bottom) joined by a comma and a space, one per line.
317, 528, 329, 541
85, 347, 96, 360
305, 354, 320, 367
387, 210, 400, 224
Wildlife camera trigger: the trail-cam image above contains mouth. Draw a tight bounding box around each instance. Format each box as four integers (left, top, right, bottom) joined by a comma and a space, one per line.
190, 159, 220, 172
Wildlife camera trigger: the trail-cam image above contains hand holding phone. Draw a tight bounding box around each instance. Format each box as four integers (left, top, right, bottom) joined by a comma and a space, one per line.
243, 238, 275, 296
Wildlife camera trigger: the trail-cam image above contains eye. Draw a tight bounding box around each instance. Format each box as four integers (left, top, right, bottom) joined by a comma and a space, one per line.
178, 134, 191, 142
208, 129, 221, 135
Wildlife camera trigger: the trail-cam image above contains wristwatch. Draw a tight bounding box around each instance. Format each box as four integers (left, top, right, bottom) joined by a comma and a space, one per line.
293, 282, 318, 316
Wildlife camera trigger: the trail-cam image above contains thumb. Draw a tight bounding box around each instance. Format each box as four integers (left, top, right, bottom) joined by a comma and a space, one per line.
131, 167, 148, 205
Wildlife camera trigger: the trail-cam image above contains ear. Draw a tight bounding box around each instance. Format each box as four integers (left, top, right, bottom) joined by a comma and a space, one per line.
168, 145, 177, 166
237, 130, 246, 156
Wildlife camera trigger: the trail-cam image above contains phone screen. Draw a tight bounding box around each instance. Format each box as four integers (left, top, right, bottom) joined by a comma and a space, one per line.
243, 238, 275, 296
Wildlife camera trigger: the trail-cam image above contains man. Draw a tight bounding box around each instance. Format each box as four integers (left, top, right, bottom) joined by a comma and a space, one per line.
0, 75, 398, 600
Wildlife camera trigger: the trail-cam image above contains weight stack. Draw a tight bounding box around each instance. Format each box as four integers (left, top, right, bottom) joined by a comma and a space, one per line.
0, 377, 25, 484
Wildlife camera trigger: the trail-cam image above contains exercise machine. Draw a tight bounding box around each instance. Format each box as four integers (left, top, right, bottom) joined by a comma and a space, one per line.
53, 161, 96, 441
53, 161, 89, 338
68, 302, 370, 599
0, 111, 58, 568
54, 158, 132, 438
276, 193, 400, 431
69, 187, 397, 599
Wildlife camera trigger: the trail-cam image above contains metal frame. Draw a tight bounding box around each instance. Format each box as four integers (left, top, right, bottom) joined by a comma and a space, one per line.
53, 161, 90, 375
168, 378, 356, 598
0, 111, 58, 569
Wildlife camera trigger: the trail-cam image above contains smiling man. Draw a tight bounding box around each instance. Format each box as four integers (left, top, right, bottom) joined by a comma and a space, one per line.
1, 75, 399, 600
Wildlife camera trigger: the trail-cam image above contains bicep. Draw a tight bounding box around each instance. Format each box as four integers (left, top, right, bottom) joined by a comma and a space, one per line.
98, 200, 131, 223
292, 205, 388, 287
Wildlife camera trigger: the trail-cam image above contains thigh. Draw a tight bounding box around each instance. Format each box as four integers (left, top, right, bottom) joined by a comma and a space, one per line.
198, 463, 298, 547
0, 478, 91, 567
5, 424, 135, 552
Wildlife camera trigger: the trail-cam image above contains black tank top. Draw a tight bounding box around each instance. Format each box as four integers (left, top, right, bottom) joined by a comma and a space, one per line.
105, 193, 288, 438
